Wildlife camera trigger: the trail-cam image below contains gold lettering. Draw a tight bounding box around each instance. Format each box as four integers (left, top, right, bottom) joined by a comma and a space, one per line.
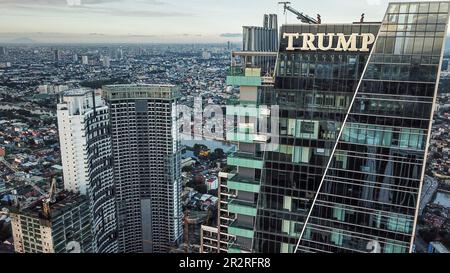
317, 33, 334, 51
283, 33, 300, 51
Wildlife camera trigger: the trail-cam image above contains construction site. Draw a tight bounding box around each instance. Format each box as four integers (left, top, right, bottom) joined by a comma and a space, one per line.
170, 207, 216, 253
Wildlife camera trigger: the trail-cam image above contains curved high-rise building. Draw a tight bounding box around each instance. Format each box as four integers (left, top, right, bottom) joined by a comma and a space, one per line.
57, 88, 118, 253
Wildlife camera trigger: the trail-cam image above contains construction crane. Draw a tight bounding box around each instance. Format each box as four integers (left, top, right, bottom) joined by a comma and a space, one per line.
47, 176, 57, 203
278, 1, 320, 24
29, 183, 46, 196
184, 210, 190, 253
42, 177, 57, 219
204, 206, 214, 226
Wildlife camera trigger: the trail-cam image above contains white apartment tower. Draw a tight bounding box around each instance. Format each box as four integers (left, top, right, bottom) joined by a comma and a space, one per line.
57, 88, 118, 253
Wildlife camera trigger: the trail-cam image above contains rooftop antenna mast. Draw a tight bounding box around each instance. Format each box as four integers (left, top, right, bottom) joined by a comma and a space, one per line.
278, 1, 320, 24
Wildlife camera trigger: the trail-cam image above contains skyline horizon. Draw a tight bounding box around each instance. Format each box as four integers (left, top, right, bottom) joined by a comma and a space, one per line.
2, 0, 446, 43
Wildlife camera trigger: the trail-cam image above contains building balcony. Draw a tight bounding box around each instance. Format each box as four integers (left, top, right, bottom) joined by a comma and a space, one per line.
227, 152, 264, 169
228, 220, 254, 239
227, 174, 260, 193
227, 240, 252, 253
226, 76, 261, 87
219, 211, 236, 222
228, 198, 257, 217
226, 104, 262, 118
261, 76, 275, 84
226, 98, 240, 106
226, 130, 268, 144
227, 66, 261, 77
227, 67, 245, 77
237, 123, 256, 134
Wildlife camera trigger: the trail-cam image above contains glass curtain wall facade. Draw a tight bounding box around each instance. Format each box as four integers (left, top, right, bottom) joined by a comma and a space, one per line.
253, 23, 381, 253
295, 1, 450, 253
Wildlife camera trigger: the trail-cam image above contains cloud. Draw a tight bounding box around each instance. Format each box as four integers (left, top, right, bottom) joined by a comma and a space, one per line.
0, 32, 234, 43
0, 0, 145, 5
107, 10, 192, 17
127, 34, 157, 38
220, 33, 242, 38
0, 0, 192, 18
182, 33, 202, 37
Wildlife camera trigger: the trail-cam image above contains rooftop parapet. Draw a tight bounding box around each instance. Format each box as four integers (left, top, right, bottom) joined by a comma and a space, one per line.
102, 84, 180, 101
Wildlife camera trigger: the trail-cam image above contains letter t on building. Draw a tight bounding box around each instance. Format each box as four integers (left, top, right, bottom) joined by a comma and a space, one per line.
283, 33, 300, 51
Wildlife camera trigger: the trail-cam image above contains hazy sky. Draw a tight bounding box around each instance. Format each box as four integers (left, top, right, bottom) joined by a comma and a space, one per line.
0, 0, 445, 43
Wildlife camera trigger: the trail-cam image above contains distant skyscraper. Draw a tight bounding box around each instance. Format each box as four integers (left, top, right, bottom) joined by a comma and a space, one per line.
263, 13, 278, 29
0, 46, 6, 57
103, 84, 183, 253
54, 49, 62, 62
243, 14, 278, 71
243, 14, 278, 52
10, 191, 92, 253
117, 48, 123, 60
102, 56, 111, 67
82, 55, 89, 65
202, 50, 212, 59
57, 89, 118, 253
73, 54, 78, 63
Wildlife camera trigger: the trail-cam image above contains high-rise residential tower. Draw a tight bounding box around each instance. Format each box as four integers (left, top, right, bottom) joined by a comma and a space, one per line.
103, 84, 183, 253
200, 27, 278, 253
57, 89, 118, 253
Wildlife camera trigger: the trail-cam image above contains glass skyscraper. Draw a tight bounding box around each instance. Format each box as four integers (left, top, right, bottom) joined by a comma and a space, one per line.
212, 1, 450, 253
254, 22, 381, 253
295, 1, 450, 254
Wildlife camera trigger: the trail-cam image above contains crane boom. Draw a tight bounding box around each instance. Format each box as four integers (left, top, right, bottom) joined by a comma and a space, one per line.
279, 1, 319, 24
48, 177, 57, 203
42, 177, 58, 219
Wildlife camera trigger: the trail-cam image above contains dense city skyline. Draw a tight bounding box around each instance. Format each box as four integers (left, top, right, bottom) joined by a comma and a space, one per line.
1, 0, 445, 43
1, 0, 450, 259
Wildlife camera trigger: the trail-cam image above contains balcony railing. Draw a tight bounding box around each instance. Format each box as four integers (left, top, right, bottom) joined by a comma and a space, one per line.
227, 239, 251, 253
226, 98, 240, 105
228, 199, 257, 217
226, 127, 268, 143
227, 67, 245, 77
228, 220, 255, 239
226, 75, 261, 87
227, 151, 264, 169
227, 175, 261, 193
